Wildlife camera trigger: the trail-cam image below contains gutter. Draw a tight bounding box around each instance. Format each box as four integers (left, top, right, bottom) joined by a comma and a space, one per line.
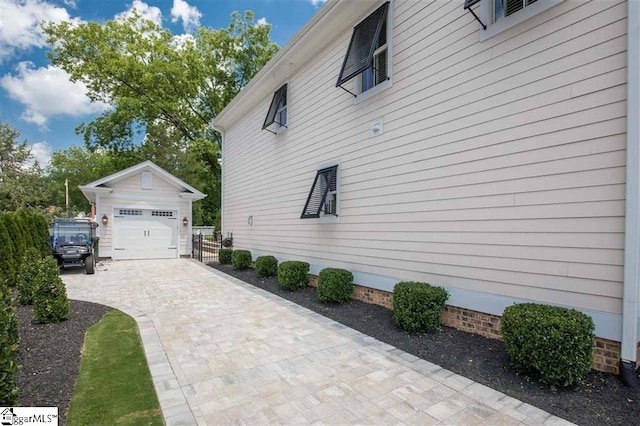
621, 0, 640, 387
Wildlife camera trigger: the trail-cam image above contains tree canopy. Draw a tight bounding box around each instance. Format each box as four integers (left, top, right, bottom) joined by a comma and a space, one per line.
43, 11, 278, 153
0, 121, 48, 212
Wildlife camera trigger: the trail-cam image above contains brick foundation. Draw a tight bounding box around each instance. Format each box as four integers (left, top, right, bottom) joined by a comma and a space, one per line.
314, 276, 626, 375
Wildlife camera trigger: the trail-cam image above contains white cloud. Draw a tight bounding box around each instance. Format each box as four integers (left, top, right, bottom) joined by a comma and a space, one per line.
255, 17, 269, 27
309, 0, 328, 7
0, 62, 109, 127
170, 0, 201, 32
29, 141, 52, 166
0, 0, 81, 61
63, 0, 77, 8
115, 0, 163, 27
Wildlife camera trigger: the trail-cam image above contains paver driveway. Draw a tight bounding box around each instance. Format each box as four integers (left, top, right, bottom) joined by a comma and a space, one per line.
62, 259, 572, 426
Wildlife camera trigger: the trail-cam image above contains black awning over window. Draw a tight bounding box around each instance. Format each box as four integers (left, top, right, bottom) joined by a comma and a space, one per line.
262, 84, 287, 130
335, 2, 389, 88
300, 166, 338, 219
463, 0, 481, 8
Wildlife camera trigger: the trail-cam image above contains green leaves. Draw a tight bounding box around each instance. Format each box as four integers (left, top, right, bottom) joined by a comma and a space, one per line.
393, 281, 449, 333
317, 268, 354, 304
255, 255, 278, 278
277, 261, 310, 291
501, 303, 595, 388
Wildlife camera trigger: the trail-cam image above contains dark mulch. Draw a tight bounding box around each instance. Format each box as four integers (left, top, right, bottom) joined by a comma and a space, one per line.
210, 263, 640, 426
15, 299, 113, 425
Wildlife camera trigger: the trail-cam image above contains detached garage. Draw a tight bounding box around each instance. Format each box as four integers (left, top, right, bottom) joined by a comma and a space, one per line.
80, 161, 206, 260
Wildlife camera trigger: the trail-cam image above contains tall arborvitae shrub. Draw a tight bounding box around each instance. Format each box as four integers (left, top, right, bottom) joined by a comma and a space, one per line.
17, 248, 43, 305
3, 213, 26, 260
17, 210, 35, 248
34, 215, 52, 257
0, 219, 16, 285
33, 257, 69, 323
0, 276, 19, 406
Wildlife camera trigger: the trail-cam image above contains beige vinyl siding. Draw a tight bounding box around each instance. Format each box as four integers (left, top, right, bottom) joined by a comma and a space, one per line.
222, 0, 627, 315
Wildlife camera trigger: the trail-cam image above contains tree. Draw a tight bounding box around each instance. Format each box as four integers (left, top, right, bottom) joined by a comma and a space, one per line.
43, 11, 279, 222
0, 120, 49, 212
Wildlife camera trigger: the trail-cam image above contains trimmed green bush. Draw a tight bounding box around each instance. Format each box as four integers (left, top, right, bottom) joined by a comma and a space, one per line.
33, 256, 70, 323
0, 277, 19, 406
393, 281, 449, 333
277, 261, 310, 291
219, 248, 233, 265
232, 250, 252, 270
501, 303, 594, 388
255, 255, 278, 277
34, 214, 52, 258
317, 268, 354, 303
17, 248, 42, 305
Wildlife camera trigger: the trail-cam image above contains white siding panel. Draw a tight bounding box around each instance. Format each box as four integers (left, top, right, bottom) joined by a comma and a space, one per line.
221, 0, 628, 315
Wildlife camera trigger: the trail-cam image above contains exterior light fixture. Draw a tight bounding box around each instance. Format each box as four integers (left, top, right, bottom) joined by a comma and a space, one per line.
182, 217, 188, 226
101, 214, 108, 225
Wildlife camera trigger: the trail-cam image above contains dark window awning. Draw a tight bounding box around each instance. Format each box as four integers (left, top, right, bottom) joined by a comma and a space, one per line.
464, 0, 486, 30
335, 2, 389, 93
262, 83, 287, 131
300, 166, 338, 219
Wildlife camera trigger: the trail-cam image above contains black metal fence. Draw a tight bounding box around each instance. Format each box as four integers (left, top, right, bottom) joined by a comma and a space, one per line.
192, 232, 222, 263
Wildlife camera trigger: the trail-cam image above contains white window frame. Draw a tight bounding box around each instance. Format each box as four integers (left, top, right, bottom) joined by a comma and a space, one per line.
318, 160, 340, 224
354, 0, 393, 105
479, 0, 563, 41
274, 82, 288, 133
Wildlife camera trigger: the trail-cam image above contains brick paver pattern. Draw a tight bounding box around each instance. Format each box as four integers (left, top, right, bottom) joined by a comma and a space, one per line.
62, 259, 574, 426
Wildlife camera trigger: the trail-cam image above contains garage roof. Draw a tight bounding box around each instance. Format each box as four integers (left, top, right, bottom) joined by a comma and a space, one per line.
79, 160, 206, 203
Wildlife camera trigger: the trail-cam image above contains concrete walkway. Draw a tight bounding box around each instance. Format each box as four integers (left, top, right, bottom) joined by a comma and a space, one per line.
62, 259, 572, 426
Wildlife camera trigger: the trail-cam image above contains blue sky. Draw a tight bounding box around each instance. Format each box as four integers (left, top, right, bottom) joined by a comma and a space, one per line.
0, 0, 325, 165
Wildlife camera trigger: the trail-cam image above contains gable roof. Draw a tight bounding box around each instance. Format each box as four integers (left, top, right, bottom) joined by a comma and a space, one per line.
79, 160, 206, 202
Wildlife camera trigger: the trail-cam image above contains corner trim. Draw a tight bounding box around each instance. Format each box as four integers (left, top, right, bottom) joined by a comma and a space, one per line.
622, 0, 640, 363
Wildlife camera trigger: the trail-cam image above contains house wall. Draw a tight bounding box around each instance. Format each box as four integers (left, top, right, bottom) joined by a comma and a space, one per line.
221, 0, 628, 339
96, 171, 192, 258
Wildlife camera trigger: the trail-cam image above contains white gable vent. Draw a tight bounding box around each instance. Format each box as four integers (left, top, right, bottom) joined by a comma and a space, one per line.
141, 171, 153, 189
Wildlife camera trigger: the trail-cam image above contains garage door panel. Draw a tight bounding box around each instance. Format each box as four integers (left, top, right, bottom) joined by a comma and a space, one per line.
113, 210, 178, 260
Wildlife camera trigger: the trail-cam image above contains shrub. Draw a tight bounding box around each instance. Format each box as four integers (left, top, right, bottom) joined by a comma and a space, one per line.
232, 250, 252, 270
393, 281, 449, 333
17, 248, 42, 305
33, 214, 52, 258
277, 261, 310, 291
0, 221, 15, 286
317, 268, 354, 303
219, 249, 233, 265
501, 303, 594, 388
33, 257, 69, 323
0, 277, 19, 406
255, 256, 278, 277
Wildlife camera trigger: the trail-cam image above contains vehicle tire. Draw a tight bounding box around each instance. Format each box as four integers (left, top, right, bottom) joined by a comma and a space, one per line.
85, 255, 95, 274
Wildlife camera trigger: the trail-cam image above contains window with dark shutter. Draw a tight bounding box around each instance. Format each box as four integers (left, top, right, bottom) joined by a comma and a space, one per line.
495, 0, 539, 21
336, 2, 389, 92
300, 166, 338, 219
262, 84, 288, 132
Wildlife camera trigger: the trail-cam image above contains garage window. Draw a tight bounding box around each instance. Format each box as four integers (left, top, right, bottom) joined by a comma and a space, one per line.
151, 210, 174, 217
119, 209, 142, 216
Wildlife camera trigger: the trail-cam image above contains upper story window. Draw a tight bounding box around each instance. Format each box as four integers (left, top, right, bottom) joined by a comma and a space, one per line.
262, 83, 288, 134
494, 0, 537, 22
336, 2, 392, 99
465, 0, 563, 40
300, 165, 339, 220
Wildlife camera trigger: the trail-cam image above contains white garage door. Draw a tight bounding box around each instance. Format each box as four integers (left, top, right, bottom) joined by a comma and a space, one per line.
113, 209, 178, 260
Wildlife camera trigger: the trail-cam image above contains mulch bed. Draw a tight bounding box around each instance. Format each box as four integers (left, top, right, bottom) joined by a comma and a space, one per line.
15, 299, 112, 425
210, 263, 640, 426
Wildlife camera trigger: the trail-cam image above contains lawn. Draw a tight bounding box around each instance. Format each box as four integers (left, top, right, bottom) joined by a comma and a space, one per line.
66, 310, 162, 426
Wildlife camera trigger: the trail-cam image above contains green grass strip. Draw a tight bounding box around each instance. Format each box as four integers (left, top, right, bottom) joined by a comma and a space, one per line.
67, 310, 163, 426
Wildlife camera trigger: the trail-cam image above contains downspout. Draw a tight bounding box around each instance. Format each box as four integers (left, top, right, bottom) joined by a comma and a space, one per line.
211, 123, 225, 237
621, 0, 640, 388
